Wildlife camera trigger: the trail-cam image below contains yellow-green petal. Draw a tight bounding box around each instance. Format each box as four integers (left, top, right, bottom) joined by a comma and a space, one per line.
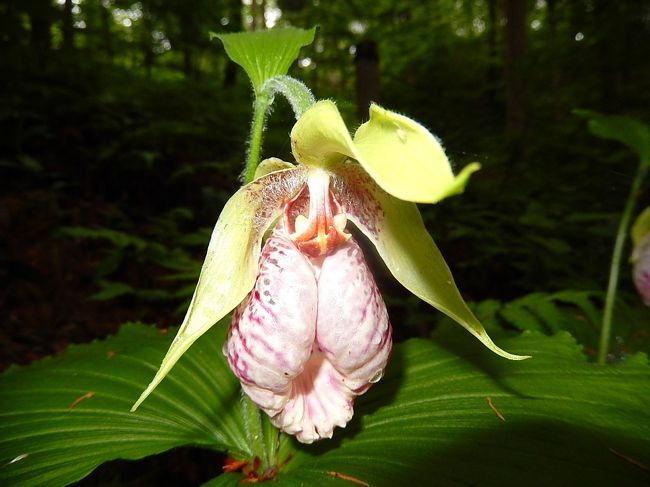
332, 162, 529, 360
290, 99, 353, 168
353, 104, 479, 203
131, 167, 307, 411
290, 100, 479, 203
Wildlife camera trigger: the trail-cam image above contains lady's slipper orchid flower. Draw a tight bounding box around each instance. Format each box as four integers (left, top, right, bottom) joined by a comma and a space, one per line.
131, 100, 528, 443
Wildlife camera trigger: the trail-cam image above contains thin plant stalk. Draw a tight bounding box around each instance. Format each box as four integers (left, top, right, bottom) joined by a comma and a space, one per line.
242, 77, 314, 184
241, 392, 273, 471
243, 92, 272, 184
598, 163, 647, 364
238, 90, 279, 471
238, 76, 314, 468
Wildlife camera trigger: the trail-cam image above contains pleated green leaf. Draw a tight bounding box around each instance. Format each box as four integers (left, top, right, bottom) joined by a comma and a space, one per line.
3, 324, 650, 486
0, 322, 246, 487
268, 331, 650, 486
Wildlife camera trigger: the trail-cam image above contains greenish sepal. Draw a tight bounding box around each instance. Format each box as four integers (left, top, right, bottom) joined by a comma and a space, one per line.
131, 167, 307, 411
333, 163, 529, 360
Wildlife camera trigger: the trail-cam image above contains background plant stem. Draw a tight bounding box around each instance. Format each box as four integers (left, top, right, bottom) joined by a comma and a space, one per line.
598, 163, 648, 364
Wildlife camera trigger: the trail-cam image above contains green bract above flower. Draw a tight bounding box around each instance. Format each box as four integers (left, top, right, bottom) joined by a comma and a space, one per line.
132, 101, 528, 413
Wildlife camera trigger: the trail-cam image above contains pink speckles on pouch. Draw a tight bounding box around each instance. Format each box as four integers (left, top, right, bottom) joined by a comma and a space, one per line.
224, 169, 392, 443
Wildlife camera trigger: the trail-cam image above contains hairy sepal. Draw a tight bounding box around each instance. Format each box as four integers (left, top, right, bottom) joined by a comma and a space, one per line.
131, 167, 307, 411
332, 163, 529, 361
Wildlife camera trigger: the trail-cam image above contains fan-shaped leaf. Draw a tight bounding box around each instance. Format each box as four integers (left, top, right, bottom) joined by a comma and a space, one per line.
270, 331, 650, 485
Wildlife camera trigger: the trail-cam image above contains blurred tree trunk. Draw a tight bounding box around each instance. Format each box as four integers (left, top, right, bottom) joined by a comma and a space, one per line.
546, 0, 562, 119
502, 0, 526, 135
355, 40, 380, 122
501, 0, 527, 179
141, 4, 154, 78
84, 0, 113, 60
62, 0, 74, 51
26, 2, 53, 67
593, 0, 625, 111
1, 0, 23, 49
100, 1, 113, 59
485, 0, 499, 111
179, 11, 195, 79
224, 2, 243, 86
183, 47, 195, 78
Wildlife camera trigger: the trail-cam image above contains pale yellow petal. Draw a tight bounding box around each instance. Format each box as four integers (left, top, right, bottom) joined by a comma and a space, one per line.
290, 100, 479, 203
290, 100, 352, 168
353, 104, 480, 203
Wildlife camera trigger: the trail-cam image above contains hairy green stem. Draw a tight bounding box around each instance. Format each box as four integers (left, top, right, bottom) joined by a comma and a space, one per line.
598, 163, 648, 364
243, 76, 315, 184
263, 75, 315, 119
243, 92, 271, 184
241, 392, 271, 471
239, 75, 314, 468
240, 96, 277, 467
262, 411, 280, 472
